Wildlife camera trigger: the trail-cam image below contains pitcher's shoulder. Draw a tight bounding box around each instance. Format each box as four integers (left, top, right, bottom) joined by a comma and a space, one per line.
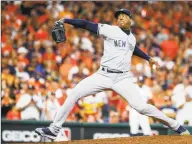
130, 32, 136, 38
98, 23, 118, 30
128, 32, 136, 46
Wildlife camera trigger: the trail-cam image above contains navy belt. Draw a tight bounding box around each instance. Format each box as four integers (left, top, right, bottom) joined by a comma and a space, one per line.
101, 67, 128, 73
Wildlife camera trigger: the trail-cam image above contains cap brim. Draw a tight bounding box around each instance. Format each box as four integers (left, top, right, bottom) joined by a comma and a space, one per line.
114, 11, 132, 18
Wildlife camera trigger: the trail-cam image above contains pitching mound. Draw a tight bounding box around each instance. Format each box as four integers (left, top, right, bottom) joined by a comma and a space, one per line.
17, 135, 192, 144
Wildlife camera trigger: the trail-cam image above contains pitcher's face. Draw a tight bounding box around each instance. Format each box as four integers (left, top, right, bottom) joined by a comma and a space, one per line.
117, 13, 131, 29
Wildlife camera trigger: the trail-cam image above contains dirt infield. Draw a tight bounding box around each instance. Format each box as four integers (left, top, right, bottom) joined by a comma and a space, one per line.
12, 136, 192, 144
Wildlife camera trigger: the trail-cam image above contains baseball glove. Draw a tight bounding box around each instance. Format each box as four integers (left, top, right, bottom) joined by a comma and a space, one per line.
52, 21, 66, 43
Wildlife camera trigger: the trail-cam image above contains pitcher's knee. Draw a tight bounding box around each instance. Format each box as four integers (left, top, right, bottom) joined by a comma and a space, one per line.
133, 104, 150, 114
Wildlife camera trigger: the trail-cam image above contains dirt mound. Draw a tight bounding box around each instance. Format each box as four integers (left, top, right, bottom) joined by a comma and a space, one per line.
13, 136, 192, 144
59, 136, 191, 144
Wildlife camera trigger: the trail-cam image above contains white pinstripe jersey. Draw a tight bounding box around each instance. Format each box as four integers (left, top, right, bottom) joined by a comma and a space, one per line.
97, 23, 136, 71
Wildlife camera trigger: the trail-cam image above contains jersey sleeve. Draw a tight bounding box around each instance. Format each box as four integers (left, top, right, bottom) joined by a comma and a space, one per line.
97, 23, 114, 38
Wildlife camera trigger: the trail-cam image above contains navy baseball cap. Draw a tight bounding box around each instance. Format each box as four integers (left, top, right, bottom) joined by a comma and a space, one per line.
114, 9, 132, 18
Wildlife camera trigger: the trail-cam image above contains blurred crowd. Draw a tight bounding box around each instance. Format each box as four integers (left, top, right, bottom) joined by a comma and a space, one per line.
1, 1, 192, 125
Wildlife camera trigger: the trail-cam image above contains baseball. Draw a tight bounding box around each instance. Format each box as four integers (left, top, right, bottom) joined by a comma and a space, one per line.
152, 64, 157, 70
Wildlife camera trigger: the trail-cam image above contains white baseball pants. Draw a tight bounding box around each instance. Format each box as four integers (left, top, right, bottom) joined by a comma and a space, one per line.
52, 68, 180, 131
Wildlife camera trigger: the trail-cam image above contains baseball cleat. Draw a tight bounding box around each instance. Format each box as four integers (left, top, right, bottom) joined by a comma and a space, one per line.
176, 125, 191, 135
35, 127, 59, 140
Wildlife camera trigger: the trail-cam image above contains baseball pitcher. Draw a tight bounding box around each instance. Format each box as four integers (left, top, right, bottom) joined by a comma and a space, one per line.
35, 9, 190, 140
